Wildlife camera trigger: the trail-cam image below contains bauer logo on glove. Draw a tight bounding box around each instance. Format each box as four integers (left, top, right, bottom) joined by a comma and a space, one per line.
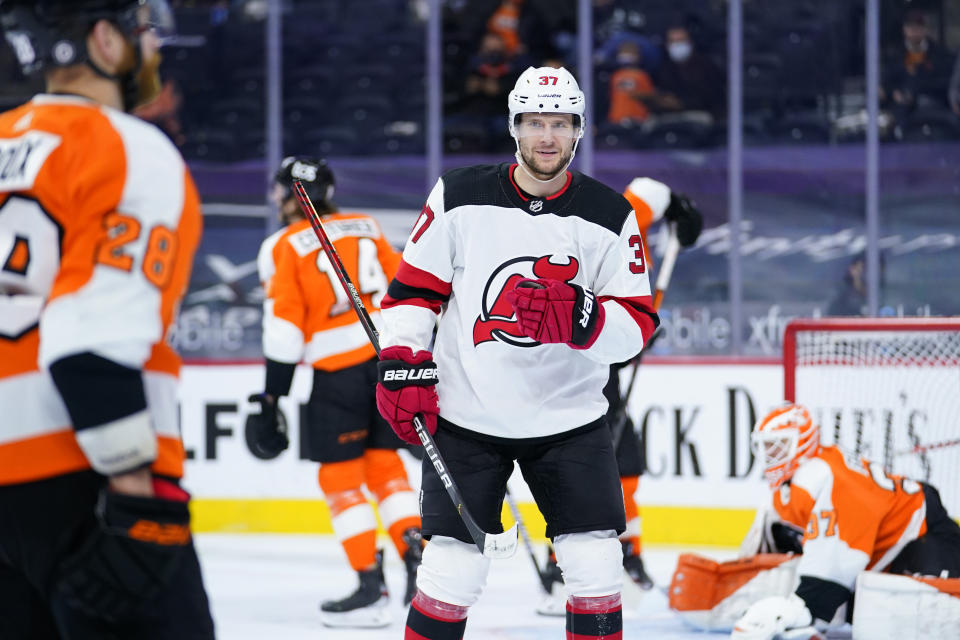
381, 366, 439, 385
375, 346, 440, 445
505, 278, 604, 348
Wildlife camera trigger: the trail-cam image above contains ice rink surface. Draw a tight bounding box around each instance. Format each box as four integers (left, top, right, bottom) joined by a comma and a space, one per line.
196, 534, 737, 639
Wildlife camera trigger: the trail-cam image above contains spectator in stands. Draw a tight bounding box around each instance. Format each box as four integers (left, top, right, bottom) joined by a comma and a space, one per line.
521, 0, 577, 67
464, 31, 523, 112
827, 255, 867, 317
594, 0, 650, 53
596, 31, 661, 76
450, 31, 527, 149
827, 253, 885, 317
880, 10, 953, 121
606, 41, 656, 126
949, 52, 960, 117
486, 0, 525, 56
653, 24, 725, 120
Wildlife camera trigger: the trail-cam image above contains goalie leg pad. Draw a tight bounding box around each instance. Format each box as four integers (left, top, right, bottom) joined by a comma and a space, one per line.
669, 553, 799, 631
416, 535, 490, 607
853, 572, 960, 640
554, 530, 622, 598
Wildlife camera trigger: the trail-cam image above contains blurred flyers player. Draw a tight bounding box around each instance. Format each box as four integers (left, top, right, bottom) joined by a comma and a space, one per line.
538, 178, 703, 615
0, 1, 214, 638
671, 404, 960, 640
613, 178, 701, 590
251, 156, 423, 628
375, 66, 659, 640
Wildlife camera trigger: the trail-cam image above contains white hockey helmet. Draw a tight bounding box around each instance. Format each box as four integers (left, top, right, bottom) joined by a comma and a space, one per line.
507, 66, 585, 138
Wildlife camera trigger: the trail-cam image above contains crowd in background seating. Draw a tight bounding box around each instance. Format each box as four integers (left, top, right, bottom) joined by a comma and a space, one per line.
3, 0, 957, 160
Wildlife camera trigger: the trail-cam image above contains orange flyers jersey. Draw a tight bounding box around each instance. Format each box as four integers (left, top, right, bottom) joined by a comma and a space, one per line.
260, 214, 401, 371
772, 445, 927, 590
622, 177, 671, 266
0, 95, 201, 485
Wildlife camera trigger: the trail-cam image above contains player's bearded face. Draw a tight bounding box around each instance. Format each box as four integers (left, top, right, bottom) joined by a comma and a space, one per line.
516, 114, 578, 179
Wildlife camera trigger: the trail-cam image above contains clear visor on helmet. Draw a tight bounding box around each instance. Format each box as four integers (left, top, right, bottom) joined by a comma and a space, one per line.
513, 114, 580, 140
131, 0, 177, 43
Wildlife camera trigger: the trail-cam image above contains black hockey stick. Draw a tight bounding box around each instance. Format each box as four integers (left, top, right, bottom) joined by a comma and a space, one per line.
504, 485, 553, 593
610, 328, 661, 450
292, 181, 518, 559
611, 226, 680, 450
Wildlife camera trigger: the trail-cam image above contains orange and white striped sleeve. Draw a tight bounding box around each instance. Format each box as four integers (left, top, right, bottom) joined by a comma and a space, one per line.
623, 177, 672, 266
39, 106, 201, 477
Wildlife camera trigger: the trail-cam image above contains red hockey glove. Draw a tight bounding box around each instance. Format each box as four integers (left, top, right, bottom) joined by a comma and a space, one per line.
505, 278, 604, 348
376, 346, 439, 446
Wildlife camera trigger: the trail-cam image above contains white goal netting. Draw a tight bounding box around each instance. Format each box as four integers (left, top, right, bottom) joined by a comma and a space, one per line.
784, 319, 960, 518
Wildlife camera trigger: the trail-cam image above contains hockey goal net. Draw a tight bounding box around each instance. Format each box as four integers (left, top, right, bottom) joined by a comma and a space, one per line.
784, 318, 960, 518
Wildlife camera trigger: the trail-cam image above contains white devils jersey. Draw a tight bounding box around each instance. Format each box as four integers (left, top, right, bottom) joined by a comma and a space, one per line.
380, 163, 659, 439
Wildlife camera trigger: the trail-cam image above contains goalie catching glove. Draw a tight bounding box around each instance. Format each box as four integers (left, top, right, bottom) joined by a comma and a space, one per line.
246, 393, 289, 458
505, 278, 604, 348
55, 480, 192, 624
376, 345, 439, 445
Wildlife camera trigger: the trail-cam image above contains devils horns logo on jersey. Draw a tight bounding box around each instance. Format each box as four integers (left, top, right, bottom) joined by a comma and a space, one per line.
472, 255, 580, 347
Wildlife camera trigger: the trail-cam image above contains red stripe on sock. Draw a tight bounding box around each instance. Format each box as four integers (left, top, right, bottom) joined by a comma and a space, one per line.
405, 628, 432, 640
566, 631, 622, 640
410, 599, 463, 623
566, 602, 623, 616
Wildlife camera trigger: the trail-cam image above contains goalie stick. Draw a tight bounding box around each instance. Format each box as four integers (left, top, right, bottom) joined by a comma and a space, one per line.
610, 225, 680, 450
291, 180, 518, 560
895, 438, 960, 456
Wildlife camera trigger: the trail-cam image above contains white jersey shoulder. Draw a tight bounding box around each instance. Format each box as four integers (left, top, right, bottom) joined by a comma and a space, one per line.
624, 177, 671, 221
791, 456, 833, 499
258, 226, 289, 287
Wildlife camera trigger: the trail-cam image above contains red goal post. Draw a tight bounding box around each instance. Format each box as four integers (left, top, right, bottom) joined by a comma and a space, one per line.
783, 317, 960, 518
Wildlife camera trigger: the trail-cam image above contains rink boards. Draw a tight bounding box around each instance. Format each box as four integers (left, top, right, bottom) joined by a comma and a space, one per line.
179, 360, 782, 547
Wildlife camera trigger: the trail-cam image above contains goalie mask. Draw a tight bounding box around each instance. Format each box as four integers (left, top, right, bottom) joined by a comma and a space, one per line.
752, 403, 820, 489
0, 0, 175, 111
507, 66, 585, 182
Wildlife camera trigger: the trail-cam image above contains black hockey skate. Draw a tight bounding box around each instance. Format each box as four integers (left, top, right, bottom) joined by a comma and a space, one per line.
319, 550, 390, 628
401, 527, 424, 606
621, 541, 653, 590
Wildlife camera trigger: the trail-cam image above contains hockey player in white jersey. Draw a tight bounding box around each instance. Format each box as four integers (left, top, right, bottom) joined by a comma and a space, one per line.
375, 66, 659, 640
